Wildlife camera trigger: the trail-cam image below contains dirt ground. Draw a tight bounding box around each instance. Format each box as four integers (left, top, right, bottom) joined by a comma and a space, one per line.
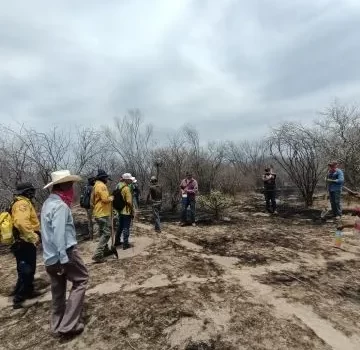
1, 195, 360, 350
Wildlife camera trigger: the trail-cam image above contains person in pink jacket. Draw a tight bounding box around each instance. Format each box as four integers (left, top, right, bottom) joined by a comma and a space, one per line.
180, 172, 198, 226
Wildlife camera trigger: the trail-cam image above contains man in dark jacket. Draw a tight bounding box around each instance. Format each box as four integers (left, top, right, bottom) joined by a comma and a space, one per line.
263, 167, 277, 214
86, 177, 95, 239
146, 176, 163, 232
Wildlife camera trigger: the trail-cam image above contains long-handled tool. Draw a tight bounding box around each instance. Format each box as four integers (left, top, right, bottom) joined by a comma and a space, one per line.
321, 182, 358, 220
320, 181, 330, 220
110, 204, 118, 259
343, 185, 358, 196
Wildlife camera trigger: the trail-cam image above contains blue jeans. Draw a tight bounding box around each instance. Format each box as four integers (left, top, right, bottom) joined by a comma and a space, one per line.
116, 214, 132, 246
181, 197, 196, 224
329, 191, 342, 216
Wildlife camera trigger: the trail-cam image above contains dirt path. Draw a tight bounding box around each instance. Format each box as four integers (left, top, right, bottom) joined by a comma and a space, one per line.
1, 215, 360, 350
158, 223, 360, 350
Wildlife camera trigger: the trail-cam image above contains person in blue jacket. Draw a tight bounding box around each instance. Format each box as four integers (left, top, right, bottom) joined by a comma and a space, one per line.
326, 161, 344, 219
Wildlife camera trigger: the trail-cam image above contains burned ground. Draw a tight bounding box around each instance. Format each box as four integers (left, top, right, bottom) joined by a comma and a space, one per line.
0, 194, 359, 349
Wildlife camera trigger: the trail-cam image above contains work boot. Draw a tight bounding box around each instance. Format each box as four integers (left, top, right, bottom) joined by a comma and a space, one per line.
104, 249, 114, 257
13, 296, 25, 309
13, 302, 23, 310
92, 256, 105, 263
26, 290, 44, 300
123, 243, 131, 250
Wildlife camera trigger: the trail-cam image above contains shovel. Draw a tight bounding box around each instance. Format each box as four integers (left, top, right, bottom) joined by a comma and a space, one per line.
110, 205, 118, 259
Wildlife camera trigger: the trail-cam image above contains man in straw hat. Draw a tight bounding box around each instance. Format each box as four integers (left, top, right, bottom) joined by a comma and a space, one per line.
91, 169, 114, 262
41, 170, 88, 337
10, 182, 42, 309
326, 161, 344, 220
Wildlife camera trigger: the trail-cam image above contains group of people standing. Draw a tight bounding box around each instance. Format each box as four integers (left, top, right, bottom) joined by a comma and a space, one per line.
6, 168, 199, 338
90, 170, 134, 263
262, 161, 345, 219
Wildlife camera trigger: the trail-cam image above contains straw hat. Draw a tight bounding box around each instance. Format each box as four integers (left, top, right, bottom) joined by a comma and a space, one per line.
43, 170, 82, 189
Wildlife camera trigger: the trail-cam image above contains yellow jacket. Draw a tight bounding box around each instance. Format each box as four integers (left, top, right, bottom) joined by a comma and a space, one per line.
11, 196, 40, 244
91, 180, 112, 218
117, 182, 133, 216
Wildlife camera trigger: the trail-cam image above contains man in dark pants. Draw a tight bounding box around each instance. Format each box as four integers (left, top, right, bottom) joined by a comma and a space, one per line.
85, 176, 95, 239
10, 182, 42, 309
146, 176, 163, 232
263, 168, 277, 214
180, 172, 198, 226
326, 161, 344, 220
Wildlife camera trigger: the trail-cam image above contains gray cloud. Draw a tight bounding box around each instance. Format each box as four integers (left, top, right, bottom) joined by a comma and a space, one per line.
0, 0, 359, 141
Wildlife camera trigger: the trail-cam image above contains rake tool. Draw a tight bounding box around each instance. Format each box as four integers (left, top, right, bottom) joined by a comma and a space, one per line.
110, 204, 119, 259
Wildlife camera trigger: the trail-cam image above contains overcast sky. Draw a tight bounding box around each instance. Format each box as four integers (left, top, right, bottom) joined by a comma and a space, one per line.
1, 0, 359, 142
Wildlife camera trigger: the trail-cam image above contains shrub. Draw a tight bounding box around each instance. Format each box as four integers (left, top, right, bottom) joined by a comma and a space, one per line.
197, 190, 234, 220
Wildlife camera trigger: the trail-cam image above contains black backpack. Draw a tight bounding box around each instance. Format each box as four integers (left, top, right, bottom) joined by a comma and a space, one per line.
112, 184, 127, 211
80, 185, 92, 209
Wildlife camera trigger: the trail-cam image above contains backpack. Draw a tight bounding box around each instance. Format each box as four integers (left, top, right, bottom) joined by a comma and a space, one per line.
0, 199, 19, 245
112, 184, 127, 212
80, 185, 92, 209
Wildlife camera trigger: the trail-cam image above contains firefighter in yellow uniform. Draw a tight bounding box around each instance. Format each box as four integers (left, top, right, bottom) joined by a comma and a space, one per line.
91, 169, 113, 263
11, 182, 41, 309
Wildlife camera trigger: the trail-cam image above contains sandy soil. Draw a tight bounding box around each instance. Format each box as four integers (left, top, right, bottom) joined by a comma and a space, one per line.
0, 195, 360, 350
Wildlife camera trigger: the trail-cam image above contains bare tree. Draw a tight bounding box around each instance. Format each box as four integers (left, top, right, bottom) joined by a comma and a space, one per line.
104, 109, 154, 189
317, 101, 360, 190
71, 127, 104, 175
182, 126, 225, 194
154, 131, 188, 210
269, 123, 324, 207
225, 140, 269, 191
